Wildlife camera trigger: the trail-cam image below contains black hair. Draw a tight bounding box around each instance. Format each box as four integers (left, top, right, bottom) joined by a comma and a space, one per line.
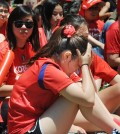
7, 5, 40, 52
34, 4, 43, 22
42, 0, 62, 40
28, 25, 88, 65
0, 0, 9, 11
62, 0, 81, 17
60, 14, 88, 30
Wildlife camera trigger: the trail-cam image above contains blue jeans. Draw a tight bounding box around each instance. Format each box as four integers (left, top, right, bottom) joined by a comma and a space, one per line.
92, 46, 104, 59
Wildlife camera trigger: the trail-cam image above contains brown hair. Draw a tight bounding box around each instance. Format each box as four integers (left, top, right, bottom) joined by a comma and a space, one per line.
28, 25, 88, 65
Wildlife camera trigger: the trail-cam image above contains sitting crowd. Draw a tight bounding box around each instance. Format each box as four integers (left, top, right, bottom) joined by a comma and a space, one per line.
0, 0, 120, 134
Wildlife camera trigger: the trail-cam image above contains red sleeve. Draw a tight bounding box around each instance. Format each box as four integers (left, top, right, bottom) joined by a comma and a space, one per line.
43, 64, 73, 94
91, 54, 118, 83
0, 41, 9, 62
38, 28, 47, 48
97, 20, 104, 32
105, 21, 120, 54
70, 72, 81, 82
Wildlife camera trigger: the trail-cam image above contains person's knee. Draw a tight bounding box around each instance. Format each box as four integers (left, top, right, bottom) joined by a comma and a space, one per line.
114, 83, 120, 94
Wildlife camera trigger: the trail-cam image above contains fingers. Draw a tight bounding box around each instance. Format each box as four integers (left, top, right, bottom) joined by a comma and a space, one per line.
76, 43, 92, 66
86, 42, 92, 55
76, 49, 82, 57
76, 42, 92, 56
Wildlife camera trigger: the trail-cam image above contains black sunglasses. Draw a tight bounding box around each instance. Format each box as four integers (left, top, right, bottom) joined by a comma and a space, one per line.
14, 20, 34, 29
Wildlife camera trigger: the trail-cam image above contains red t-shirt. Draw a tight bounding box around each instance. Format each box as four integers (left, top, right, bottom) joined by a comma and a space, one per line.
38, 28, 47, 48
105, 21, 120, 56
88, 20, 104, 41
74, 53, 118, 83
0, 40, 9, 62
6, 42, 35, 85
8, 58, 73, 134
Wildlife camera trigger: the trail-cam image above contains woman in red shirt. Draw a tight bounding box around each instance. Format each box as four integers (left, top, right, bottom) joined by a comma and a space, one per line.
1, 5, 40, 93
0, 5, 40, 132
8, 24, 120, 134
60, 14, 120, 132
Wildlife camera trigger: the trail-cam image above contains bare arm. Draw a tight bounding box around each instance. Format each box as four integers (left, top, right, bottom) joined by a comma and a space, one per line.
60, 44, 95, 107
60, 65, 95, 107
106, 53, 120, 67
0, 85, 13, 97
110, 74, 120, 85
32, 0, 46, 9
99, 2, 112, 20
94, 78, 102, 91
99, 12, 113, 20
88, 34, 104, 49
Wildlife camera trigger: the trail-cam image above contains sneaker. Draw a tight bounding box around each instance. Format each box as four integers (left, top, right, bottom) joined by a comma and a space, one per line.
112, 129, 120, 134
1, 129, 8, 134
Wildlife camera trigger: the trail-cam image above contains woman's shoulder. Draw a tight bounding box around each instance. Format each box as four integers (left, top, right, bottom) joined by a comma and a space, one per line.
36, 58, 61, 69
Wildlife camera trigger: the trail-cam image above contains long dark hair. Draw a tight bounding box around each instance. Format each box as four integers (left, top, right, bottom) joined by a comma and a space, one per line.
7, 5, 40, 52
28, 25, 88, 65
42, 0, 62, 40
33, 4, 43, 22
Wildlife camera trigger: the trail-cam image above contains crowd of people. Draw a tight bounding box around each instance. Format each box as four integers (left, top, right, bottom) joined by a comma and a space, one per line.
0, 0, 120, 134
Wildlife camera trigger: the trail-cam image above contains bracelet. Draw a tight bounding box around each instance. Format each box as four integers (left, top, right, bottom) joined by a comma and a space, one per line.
80, 64, 88, 68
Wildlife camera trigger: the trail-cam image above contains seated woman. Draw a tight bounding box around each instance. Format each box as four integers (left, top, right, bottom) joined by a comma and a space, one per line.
8, 24, 120, 134
60, 14, 120, 132
0, 5, 40, 132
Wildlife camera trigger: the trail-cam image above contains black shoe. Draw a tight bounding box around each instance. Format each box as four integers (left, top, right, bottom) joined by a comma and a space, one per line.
112, 129, 120, 134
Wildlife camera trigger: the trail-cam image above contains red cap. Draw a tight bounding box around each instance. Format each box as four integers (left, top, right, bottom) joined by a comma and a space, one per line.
81, 0, 102, 10
117, 0, 120, 15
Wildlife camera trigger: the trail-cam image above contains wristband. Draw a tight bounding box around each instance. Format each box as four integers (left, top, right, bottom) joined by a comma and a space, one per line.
80, 64, 88, 68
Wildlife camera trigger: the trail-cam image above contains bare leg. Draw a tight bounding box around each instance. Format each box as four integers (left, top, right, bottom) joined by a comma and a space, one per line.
74, 93, 120, 133
98, 83, 120, 113
40, 96, 78, 134
74, 110, 101, 132
115, 107, 120, 116
39, 95, 120, 134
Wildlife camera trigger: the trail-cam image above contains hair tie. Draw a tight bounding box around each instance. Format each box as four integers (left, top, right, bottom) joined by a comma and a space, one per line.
63, 25, 76, 38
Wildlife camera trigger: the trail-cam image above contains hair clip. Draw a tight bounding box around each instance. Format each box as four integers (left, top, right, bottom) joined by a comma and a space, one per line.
63, 24, 76, 38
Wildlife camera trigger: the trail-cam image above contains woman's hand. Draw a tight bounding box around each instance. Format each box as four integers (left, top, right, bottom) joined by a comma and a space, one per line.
76, 43, 92, 67
69, 124, 87, 134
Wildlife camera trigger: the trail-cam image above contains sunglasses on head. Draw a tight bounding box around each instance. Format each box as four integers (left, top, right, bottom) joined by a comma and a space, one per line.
14, 20, 34, 29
